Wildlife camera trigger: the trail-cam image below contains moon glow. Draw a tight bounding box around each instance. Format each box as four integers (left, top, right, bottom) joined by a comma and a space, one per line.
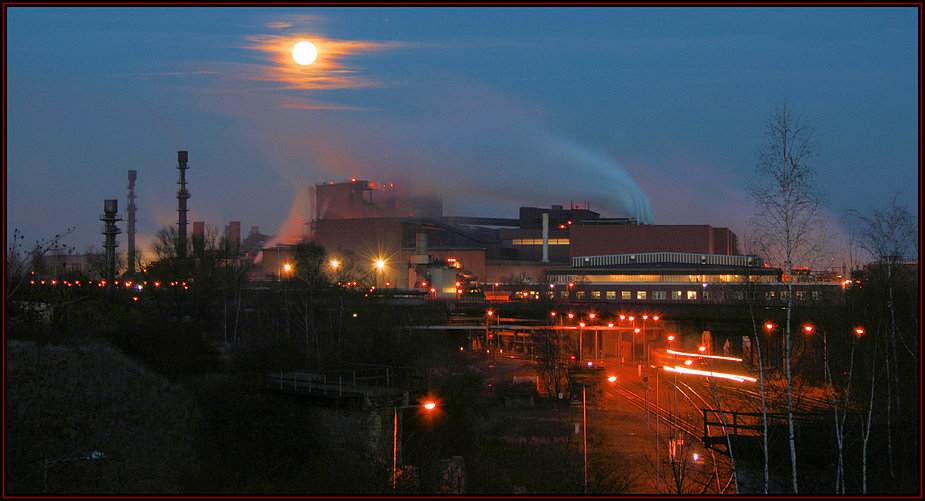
292, 41, 317, 65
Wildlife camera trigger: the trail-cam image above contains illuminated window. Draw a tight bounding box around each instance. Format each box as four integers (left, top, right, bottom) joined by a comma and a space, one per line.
546, 290, 555, 299
687, 291, 697, 300
780, 291, 788, 301
637, 291, 646, 300
511, 238, 570, 245
812, 291, 821, 301
622, 291, 632, 300
766, 291, 775, 300
703, 290, 710, 300
606, 291, 616, 300
591, 291, 601, 299
576, 291, 586, 299
560, 291, 569, 299
653, 291, 666, 300
672, 291, 682, 300
796, 291, 806, 301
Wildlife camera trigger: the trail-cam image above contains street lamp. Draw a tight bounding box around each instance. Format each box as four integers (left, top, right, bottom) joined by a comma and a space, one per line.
393, 400, 437, 489
628, 316, 636, 361
644, 335, 663, 429
486, 310, 499, 357
375, 259, 385, 289
578, 321, 585, 362
582, 383, 588, 493
588, 313, 597, 362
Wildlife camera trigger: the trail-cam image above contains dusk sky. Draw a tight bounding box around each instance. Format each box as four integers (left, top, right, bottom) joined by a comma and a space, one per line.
5, 6, 919, 262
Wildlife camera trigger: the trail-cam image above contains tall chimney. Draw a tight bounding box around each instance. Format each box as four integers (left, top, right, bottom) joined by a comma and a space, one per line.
542, 213, 549, 263
126, 170, 137, 275
226, 221, 241, 252
176, 151, 189, 258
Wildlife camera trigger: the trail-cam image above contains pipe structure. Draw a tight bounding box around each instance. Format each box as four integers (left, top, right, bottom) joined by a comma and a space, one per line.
126, 170, 137, 275
542, 212, 549, 263
100, 199, 122, 290
176, 151, 189, 258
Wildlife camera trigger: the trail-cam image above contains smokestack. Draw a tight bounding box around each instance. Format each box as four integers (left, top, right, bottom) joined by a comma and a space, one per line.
176, 151, 189, 258
126, 170, 137, 276
542, 213, 549, 263
100, 199, 122, 290
225, 221, 241, 252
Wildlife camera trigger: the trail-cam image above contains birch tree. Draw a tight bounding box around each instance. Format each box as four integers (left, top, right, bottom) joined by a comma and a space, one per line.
846, 194, 919, 487
747, 97, 830, 494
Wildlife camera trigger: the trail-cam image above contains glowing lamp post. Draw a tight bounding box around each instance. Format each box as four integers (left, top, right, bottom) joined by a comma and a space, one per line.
644, 335, 664, 429
486, 310, 497, 356
393, 401, 437, 489
579, 321, 586, 362
375, 259, 385, 288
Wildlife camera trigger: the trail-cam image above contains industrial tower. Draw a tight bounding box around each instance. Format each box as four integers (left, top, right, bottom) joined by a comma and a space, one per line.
176, 151, 189, 258
100, 199, 122, 290
127, 170, 137, 275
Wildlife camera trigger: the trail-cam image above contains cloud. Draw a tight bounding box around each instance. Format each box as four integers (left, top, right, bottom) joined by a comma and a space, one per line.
245, 34, 405, 90
280, 96, 380, 111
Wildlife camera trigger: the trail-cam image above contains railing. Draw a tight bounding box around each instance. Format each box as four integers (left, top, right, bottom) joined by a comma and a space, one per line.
264, 365, 427, 397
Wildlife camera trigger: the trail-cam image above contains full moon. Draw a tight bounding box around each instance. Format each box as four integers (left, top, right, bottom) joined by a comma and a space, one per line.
292, 40, 317, 65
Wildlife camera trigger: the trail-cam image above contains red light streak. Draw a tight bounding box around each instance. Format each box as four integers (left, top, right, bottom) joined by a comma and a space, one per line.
667, 349, 742, 362
663, 365, 757, 383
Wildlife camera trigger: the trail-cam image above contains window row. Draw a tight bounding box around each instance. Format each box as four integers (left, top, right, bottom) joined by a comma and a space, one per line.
511, 238, 570, 245
522, 289, 824, 301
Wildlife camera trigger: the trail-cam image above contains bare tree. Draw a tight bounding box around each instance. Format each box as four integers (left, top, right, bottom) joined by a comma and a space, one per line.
747, 97, 831, 494
5, 228, 75, 301
846, 194, 919, 485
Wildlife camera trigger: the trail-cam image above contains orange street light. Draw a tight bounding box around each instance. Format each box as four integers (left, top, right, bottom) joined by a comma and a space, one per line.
393, 400, 438, 489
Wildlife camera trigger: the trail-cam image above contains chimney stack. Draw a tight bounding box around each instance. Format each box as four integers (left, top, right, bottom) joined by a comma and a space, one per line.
176, 151, 189, 258
126, 170, 137, 275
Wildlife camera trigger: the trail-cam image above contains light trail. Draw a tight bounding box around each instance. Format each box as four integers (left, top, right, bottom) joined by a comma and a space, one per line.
663, 365, 757, 383
666, 349, 743, 362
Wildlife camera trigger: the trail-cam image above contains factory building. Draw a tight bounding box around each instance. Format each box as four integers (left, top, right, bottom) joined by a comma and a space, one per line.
263, 178, 843, 304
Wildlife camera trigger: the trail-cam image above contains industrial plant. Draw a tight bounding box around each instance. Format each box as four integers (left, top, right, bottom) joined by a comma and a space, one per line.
9, 150, 917, 496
